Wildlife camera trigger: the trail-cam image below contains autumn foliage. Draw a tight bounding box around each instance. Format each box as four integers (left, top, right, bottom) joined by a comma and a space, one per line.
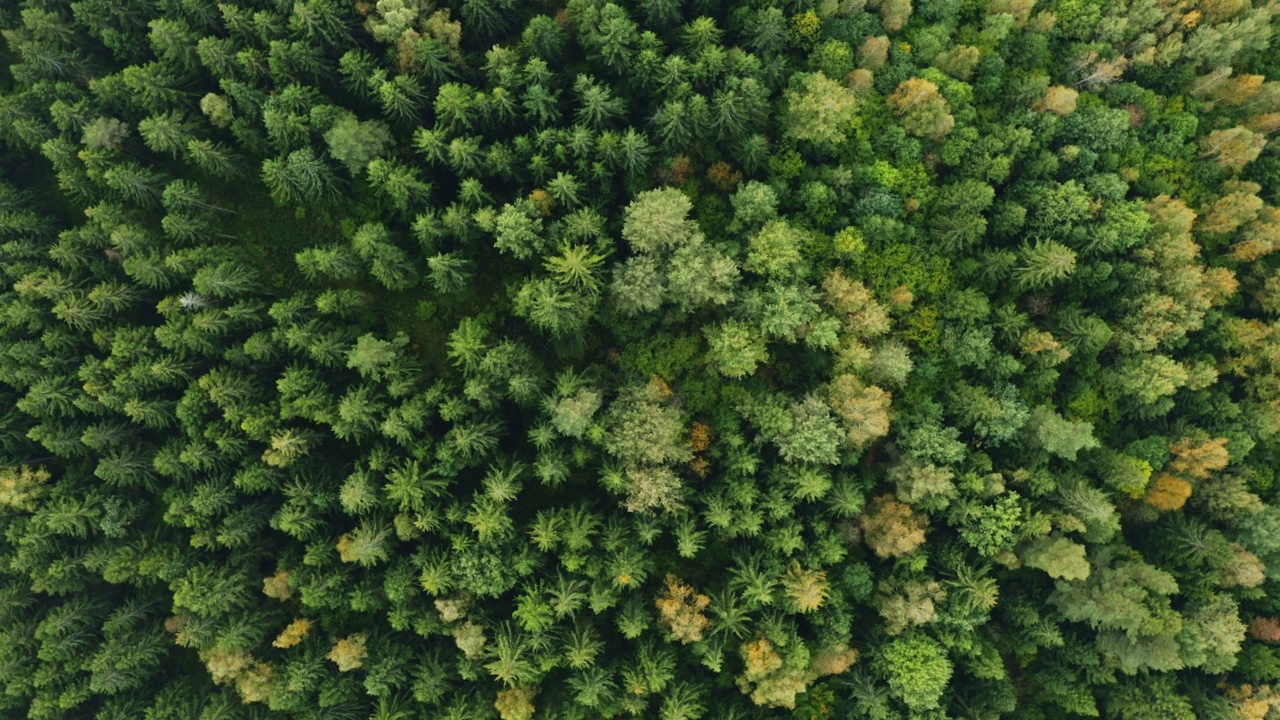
655, 575, 712, 643
0, 0, 1278, 717
861, 496, 929, 557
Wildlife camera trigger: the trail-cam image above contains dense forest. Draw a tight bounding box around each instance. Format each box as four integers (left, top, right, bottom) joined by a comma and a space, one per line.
1, 0, 1280, 717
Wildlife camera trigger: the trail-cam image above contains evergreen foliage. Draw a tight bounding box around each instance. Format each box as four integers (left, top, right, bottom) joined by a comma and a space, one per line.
1, 0, 1279, 717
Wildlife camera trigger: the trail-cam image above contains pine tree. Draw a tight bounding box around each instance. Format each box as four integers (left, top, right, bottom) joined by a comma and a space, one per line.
1013, 239, 1077, 290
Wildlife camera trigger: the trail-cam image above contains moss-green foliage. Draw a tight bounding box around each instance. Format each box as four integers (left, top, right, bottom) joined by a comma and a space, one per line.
1, 0, 1278, 717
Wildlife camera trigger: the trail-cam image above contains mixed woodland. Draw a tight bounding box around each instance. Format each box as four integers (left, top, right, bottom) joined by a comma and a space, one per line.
3, 0, 1280, 717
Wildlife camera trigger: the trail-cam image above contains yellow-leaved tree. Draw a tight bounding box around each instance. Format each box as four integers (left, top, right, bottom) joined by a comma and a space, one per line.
655, 575, 712, 643
327, 634, 368, 672
886, 77, 955, 139
0, 465, 51, 511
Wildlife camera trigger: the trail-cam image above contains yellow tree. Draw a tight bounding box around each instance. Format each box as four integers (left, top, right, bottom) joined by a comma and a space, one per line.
201, 647, 276, 703
1216, 74, 1266, 105
1168, 436, 1230, 479
327, 634, 368, 672
1249, 112, 1280, 134
495, 685, 537, 720
0, 465, 50, 511
782, 563, 829, 613
886, 77, 955, 139
1199, 0, 1252, 23
828, 374, 892, 447
1144, 473, 1193, 510
1036, 86, 1079, 115
1201, 181, 1263, 234
988, 0, 1036, 26
880, 0, 912, 32
655, 575, 712, 643
262, 570, 293, 600
1229, 207, 1280, 262
858, 36, 889, 70
861, 495, 928, 557
1071, 51, 1129, 90
1114, 195, 1238, 353
1201, 126, 1267, 171
273, 619, 311, 649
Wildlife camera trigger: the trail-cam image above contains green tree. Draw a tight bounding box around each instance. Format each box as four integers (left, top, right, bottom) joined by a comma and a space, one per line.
604, 380, 691, 469
1013, 239, 1077, 290
324, 112, 391, 174
729, 181, 778, 232
138, 111, 195, 157
367, 158, 430, 213
261, 148, 342, 207
622, 188, 696, 254
705, 320, 768, 379
603, 379, 693, 513
1051, 551, 1184, 673
1021, 535, 1091, 580
612, 256, 666, 315
545, 244, 606, 294
666, 241, 739, 310
494, 202, 544, 259
81, 117, 129, 151
745, 220, 806, 278
1176, 594, 1245, 673
783, 72, 858, 145
347, 333, 409, 380
1026, 406, 1098, 460
1102, 675, 1196, 720
199, 93, 233, 128
876, 634, 952, 712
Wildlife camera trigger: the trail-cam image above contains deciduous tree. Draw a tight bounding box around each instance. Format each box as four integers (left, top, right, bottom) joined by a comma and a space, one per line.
783, 72, 858, 145
886, 77, 955, 139
861, 495, 928, 557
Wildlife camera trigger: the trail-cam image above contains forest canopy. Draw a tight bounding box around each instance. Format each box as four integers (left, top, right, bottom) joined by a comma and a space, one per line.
2, 0, 1280, 718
